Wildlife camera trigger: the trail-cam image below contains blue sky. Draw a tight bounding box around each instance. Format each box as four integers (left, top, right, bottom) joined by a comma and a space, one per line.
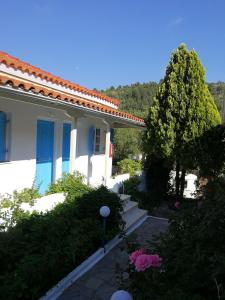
1, 0, 225, 89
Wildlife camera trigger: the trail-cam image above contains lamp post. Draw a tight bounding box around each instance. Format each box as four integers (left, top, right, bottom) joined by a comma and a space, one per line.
111, 290, 133, 300
99, 205, 110, 253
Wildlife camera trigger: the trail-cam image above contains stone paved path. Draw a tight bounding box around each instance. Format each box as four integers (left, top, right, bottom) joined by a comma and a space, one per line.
58, 216, 168, 300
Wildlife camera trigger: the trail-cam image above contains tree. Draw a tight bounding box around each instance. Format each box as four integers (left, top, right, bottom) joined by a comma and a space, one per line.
113, 128, 142, 162
197, 124, 225, 177
144, 44, 221, 198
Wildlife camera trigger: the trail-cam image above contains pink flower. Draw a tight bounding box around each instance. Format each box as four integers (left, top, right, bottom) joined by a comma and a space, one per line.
129, 248, 145, 264
134, 254, 162, 272
149, 254, 162, 267
135, 254, 152, 272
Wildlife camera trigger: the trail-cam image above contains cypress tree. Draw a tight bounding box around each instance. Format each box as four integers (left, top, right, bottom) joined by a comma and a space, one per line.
144, 44, 221, 198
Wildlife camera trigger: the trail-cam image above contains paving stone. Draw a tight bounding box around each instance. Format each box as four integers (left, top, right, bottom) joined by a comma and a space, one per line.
93, 283, 118, 300
58, 217, 168, 300
85, 277, 104, 289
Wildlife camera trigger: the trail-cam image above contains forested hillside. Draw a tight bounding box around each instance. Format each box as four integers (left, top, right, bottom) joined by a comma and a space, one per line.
208, 82, 225, 121
102, 82, 158, 118
103, 81, 225, 120
101, 81, 225, 161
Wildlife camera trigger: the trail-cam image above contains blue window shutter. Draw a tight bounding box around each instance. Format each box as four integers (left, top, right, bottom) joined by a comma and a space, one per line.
0, 112, 7, 162
62, 123, 71, 160
88, 126, 95, 155
110, 128, 115, 143
62, 123, 71, 174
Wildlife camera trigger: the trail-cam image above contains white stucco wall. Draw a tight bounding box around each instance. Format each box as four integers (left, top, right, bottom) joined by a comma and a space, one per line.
0, 96, 113, 195
0, 96, 72, 194
75, 117, 110, 187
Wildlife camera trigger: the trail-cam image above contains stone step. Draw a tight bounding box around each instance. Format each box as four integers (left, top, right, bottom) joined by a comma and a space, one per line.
122, 206, 148, 231
122, 200, 138, 213
119, 194, 131, 202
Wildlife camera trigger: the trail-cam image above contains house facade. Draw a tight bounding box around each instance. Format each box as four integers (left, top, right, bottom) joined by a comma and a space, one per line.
0, 51, 145, 194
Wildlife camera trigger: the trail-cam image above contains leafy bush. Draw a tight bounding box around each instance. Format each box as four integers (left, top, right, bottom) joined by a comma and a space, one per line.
145, 155, 172, 205
123, 178, 225, 299
46, 172, 91, 199
121, 176, 140, 196
117, 158, 142, 176
196, 124, 225, 177
0, 187, 40, 231
0, 186, 123, 300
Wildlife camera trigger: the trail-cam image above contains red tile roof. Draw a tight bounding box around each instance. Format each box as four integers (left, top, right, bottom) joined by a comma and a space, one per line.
0, 73, 145, 124
0, 51, 120, 106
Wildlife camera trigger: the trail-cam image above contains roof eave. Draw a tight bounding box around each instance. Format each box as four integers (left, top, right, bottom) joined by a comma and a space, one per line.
0, 85, 146, 128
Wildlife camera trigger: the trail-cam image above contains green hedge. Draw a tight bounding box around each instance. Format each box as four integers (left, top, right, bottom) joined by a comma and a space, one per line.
0, 185, 123, 300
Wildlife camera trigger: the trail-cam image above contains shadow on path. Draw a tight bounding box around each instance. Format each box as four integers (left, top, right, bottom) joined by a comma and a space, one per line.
58, 217, 168, 300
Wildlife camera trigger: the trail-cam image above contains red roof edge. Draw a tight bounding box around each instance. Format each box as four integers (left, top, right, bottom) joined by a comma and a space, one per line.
0, 73, 145, 125
0, 51, 120, 106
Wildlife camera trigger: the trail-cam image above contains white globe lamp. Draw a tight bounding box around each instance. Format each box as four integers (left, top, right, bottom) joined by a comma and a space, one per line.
99, 205, 110, 253
111, 290, 133, 300
99, 205, 110, 218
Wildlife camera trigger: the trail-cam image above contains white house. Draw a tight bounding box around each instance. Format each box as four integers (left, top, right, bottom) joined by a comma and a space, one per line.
0, 51, 145, 195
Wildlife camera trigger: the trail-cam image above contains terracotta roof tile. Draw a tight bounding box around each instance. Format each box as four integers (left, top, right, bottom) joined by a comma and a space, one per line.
0, 73, 145, 125
0, 51, 120, 106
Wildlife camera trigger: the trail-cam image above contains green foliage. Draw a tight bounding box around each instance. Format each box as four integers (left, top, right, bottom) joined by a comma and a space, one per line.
46, 172, 90, 198
124, 179, 225, 299
117, 158, 142, 176
208, 82, 225, 122
0, 187, 40, 230
145, 155, 172, 205
196, 124, 225, 177
144, 43, 221, 160
73, 185, 124, 238
144, 44, 221, 197
103, 81, 158, 118
113, 128, 142, 162
101, 79, 225, 163
100, 79, 225, 163
102, 82, 158, 161
121, 176, 140, 196
0, 186, 123, 300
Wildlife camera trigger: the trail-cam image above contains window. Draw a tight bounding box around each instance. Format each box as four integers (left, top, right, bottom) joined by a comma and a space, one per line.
0, 111, 8, 162
95, 128, 101, 153
94, 128, 105, 154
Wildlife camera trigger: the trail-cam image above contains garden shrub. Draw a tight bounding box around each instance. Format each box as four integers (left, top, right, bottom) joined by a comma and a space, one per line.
46, 172, 91, 200
145, 155, 172, 206
122, 178, 225, 300
117, 158, 142, 176
73, 185, 124, 238
196, 124, 225, 177
0, 185, 123, 300
120, 176, 140, 196
0, 187, 40, 231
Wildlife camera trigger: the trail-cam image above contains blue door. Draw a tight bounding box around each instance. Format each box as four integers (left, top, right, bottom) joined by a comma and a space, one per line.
36, 120, 54, 194
62, 123, 71, 174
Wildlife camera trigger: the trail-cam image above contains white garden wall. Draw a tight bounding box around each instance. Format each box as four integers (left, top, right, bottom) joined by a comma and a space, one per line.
107, 173, 130, 193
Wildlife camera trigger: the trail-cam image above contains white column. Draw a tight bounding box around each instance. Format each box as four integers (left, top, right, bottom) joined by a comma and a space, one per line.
104, 124, 110, 185
70, 118, 77, 174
